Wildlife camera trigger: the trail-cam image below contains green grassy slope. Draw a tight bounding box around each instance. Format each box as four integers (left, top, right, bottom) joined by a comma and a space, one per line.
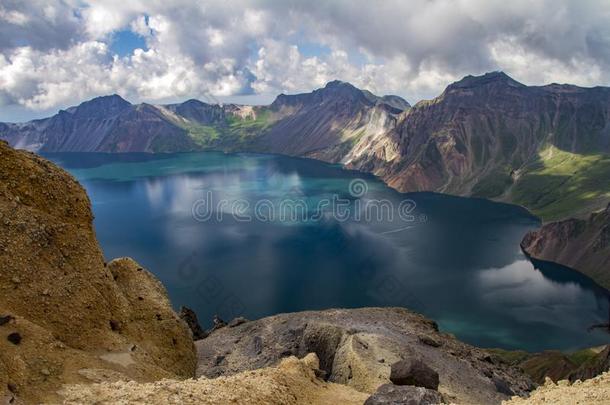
510, 146, 610, 221
180, 109, 274, 150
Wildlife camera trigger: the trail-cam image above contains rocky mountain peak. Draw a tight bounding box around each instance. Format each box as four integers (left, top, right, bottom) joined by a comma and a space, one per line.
326, 81, 410, 110
270, 80, 365, 110
165, 98, 226, 125
324, 80, 353, 89
447, 71, 525, 91
180, 98, 211, 107
317, 80, 369, 102
270, 80, 406, 112
69, 94, 132, 118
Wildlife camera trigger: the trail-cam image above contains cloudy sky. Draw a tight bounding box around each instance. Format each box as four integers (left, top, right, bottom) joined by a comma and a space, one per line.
1, 0, 609, 122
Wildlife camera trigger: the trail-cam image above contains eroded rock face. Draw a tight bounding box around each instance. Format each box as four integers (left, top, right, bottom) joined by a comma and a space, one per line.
0, 141, 196, 403
521, 204, 610, 289
259, 81, 406, 158
348, 72, 610, 198
179, 306, 208, 340
195, 307, 532, 405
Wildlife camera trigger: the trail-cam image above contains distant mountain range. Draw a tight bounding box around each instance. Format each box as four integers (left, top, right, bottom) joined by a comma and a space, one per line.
2, 72, 610, 288
0, 80, 409, 156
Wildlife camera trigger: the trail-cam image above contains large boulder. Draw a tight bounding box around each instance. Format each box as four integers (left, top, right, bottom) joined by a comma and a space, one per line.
0, 141, 196, 403
390, 359, 439, 390
364, 383, 443, 405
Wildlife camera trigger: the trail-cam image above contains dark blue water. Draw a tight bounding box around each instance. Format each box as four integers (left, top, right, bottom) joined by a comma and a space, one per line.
46, 152, 610, 352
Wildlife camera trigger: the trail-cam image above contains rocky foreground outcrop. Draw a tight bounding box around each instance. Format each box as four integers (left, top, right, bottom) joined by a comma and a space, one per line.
0, 140, 196, 403
521, 204, 610, 289
195, 308, 533, 405
60, 353, 369, 405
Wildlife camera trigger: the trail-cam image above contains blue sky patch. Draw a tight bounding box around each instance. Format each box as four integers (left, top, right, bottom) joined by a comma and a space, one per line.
297, 42, 331, 58
110, 30, 148, 57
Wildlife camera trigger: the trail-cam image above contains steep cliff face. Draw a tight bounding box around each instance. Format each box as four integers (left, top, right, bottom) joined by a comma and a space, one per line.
521, 204, 610, 288
347, 72, 610, 209
0, 141, 196, 403
335, 73, 610, 289
259, 80, 406, 157
0, 95, 197, 153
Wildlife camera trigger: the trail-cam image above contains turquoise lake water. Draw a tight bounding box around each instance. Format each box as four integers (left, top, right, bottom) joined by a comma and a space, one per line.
46, 152, 610, 352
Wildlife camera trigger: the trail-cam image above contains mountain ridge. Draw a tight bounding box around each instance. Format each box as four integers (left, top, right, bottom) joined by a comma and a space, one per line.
2, 72, 610, 288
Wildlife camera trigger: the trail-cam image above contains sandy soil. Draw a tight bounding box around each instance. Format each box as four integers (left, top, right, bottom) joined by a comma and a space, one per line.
59, 354, 368, 405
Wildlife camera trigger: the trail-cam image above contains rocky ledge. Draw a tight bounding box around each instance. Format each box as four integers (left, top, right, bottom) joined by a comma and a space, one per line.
195, 307, 533, 404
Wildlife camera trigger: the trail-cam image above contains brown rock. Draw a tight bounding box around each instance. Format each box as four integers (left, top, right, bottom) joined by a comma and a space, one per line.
0, 141, 196, 403
419, 335, 442, 348
521, 205, 610, 290
390, 358, 439, 390
179, 306, 208, 340
59, 354, 369, 404
569, 345, 610, 382
228, 316, 249, 328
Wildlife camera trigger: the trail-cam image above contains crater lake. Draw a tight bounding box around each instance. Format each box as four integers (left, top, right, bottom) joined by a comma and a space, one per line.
47, 151, 610, 352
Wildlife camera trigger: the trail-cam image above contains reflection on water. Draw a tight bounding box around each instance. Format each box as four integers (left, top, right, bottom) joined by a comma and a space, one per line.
46, 152, 610, 352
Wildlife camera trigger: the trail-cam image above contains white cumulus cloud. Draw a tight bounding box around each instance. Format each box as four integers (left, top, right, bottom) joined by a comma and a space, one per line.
0, 0, 610, 121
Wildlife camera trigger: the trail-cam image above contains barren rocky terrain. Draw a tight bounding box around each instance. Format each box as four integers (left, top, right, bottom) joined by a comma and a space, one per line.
194, 308, 533, 405
60, 354, 368, 405
0, 140, 196, 403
